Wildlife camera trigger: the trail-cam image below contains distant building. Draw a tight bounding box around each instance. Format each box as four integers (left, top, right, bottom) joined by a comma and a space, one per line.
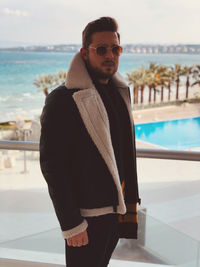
1, 44, 200, 54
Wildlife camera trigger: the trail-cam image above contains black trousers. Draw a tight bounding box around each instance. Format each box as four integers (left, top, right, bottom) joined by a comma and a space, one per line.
65, 213, 119, 267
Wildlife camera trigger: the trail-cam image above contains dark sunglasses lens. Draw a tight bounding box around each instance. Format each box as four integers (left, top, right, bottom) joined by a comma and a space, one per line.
112, 46, 122, 55
96, 46, 107, 55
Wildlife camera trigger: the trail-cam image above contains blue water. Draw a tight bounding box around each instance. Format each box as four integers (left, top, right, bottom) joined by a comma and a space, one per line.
135, 117, 200, 150
0, 51, 200, 122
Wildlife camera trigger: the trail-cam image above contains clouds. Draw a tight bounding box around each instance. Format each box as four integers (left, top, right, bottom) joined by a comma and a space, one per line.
0, 0, 199, 45
2, 7, 29, 17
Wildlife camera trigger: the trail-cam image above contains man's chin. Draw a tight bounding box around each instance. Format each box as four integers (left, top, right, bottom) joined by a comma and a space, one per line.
102, 68, 116, 78
86, 62, 116, 80
94, 69, 115, 80
100, 72, 114, 79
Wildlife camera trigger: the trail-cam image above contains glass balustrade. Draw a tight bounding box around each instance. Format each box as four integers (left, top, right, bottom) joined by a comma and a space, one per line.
139, 210, 199, 267
0, 144, 199, 266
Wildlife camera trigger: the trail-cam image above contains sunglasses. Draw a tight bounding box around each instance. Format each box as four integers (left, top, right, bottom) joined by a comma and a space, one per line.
89, 45, 123, 56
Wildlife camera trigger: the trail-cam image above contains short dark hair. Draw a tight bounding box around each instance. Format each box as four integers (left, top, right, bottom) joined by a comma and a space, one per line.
82, 17, 120, 49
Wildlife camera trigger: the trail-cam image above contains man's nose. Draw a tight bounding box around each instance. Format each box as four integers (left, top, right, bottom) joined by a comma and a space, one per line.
105, 48, 114, 58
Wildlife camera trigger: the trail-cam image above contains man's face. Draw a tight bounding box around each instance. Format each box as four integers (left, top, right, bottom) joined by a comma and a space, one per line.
82, 31, 121, 80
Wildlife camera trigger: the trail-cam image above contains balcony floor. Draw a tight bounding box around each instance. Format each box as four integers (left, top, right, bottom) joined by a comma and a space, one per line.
0, 258, 173, 267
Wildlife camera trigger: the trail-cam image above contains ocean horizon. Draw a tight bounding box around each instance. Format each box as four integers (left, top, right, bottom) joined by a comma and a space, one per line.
1, 51, 200, 123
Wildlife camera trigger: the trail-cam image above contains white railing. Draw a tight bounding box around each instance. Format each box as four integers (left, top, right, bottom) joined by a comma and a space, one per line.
0, 140, 200, 161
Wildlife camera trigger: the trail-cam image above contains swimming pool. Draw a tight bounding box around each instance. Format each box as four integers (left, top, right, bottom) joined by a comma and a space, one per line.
135, 117, 200, 150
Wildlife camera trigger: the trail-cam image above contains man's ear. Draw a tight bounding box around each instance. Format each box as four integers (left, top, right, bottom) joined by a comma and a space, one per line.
80, 48, 88, 61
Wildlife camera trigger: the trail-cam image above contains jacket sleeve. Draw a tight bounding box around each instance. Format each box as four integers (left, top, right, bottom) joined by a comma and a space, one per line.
39, 89, 88, 239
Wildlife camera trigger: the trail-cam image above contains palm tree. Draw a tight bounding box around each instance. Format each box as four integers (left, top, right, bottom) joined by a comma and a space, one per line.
182, 66, 192, 99
160, 65, 174, 102
172, 64, 186, 100
33, 70, 67, 97
166, 67, 175, 101
147, 82, 153, 103
138, 67, 148, 104
191, 65, 200, 87
126, 63, 199, 106
146, 62, 161, 103
142, 75, 155, 103
126, 71, 139, 104
33, 73, 54, 97
126, 67, 148, 104
155, 65, 170, 102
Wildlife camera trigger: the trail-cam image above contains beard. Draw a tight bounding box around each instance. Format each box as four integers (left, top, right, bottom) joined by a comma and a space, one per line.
85, 59, 117, 81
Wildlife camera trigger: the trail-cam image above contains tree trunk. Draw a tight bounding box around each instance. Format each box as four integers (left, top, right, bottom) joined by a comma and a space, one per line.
43, 88, 49, 97
148, 86, 152, 103
133, 85, 136, 104
135, 86, 139, 104
168, 83, 171, 101
176, 76, 180, 100
161, 85, 164, 102
186, 76, 190, 99
153, 85, 156, 103
134, 85, 139, 104
140, 85, 144, 104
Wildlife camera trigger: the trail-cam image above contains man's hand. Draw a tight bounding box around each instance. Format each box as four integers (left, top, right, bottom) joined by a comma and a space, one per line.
67, 229, 89, 247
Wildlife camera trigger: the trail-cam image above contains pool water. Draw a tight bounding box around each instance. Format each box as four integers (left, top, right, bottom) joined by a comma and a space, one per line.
135, 117, 200, 150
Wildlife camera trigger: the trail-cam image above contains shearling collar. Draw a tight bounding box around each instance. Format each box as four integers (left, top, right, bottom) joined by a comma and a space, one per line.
65, 52, 128, 90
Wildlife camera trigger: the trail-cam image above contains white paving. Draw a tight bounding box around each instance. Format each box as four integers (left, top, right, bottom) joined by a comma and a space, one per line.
0, 249, 173, 267
110, 259, 173, 267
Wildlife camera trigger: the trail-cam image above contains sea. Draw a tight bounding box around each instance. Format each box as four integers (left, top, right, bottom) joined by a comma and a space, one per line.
0, 51, 200, 123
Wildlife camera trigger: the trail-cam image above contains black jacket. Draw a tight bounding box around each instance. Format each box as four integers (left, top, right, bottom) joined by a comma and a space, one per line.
39, 52, 141, 239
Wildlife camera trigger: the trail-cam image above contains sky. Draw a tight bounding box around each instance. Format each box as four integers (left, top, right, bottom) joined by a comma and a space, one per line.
0, 0, 200, 47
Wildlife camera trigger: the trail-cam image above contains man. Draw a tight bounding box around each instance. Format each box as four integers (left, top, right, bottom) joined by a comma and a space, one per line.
40, 17, 141, 267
